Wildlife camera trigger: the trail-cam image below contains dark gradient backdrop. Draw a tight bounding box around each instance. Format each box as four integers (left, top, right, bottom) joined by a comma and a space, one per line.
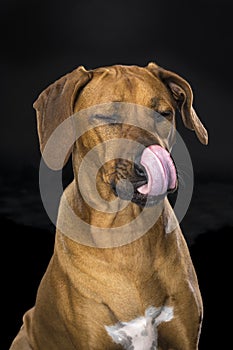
1, 0, 232, 349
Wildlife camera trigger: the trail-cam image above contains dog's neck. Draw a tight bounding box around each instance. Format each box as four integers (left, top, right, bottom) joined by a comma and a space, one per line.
56, 179, 167, 248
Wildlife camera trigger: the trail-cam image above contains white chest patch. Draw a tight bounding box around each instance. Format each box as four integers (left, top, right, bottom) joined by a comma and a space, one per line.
105, 305, 173, 350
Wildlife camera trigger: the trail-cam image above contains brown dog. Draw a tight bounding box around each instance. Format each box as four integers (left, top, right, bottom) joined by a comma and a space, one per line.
10, 62, 208, 350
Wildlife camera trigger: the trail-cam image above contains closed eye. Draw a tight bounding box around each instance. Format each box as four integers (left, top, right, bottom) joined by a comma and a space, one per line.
90, 114, 121, 124
159, 110, 173, 119
153, 110, 173, 123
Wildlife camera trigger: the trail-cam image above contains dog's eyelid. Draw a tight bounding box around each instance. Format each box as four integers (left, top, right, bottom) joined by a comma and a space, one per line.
90, 114, 121, 123
156, 110, 174, 120
159, 110, 173, 116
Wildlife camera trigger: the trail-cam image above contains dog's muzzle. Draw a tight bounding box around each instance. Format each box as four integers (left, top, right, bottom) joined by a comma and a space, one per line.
111, 145, 177, 207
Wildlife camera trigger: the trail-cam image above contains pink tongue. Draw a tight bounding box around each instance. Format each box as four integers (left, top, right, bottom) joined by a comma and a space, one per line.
137, 145, 177, 196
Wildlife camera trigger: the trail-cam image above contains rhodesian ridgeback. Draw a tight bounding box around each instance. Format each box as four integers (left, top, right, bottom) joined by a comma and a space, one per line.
10, 62, 208, 349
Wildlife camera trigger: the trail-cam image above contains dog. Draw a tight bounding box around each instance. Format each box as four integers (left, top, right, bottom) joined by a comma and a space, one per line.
10, 62, 208, 350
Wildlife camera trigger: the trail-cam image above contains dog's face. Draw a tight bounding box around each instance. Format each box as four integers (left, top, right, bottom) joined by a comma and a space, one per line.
33, 63, 208, 208
73, 65, 178, 207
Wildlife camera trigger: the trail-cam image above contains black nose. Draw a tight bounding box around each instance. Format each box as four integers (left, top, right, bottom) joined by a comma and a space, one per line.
134, 152, 147, 179
134, 163, 147, 178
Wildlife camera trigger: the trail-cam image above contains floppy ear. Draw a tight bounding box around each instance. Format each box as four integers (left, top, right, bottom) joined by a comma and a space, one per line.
33, 66, 92, 169
146, 62, 208, 145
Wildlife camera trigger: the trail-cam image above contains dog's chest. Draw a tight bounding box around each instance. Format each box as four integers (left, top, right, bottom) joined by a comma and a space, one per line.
75, 241, 164, 309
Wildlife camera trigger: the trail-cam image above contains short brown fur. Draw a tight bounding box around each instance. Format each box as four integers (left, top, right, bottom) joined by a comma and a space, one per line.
10, 62, 208, 350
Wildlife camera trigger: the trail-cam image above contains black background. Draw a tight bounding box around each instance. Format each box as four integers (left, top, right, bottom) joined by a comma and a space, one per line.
1, 0, 232, 348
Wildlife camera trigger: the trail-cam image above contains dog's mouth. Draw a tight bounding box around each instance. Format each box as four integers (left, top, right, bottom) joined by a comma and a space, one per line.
111, 145, 177, 207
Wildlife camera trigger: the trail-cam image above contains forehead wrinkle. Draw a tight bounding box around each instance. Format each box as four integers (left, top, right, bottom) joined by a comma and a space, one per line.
76, 67, 174, 111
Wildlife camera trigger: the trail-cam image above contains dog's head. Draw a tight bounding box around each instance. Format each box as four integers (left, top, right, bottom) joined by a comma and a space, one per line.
34, 63, 208, 208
